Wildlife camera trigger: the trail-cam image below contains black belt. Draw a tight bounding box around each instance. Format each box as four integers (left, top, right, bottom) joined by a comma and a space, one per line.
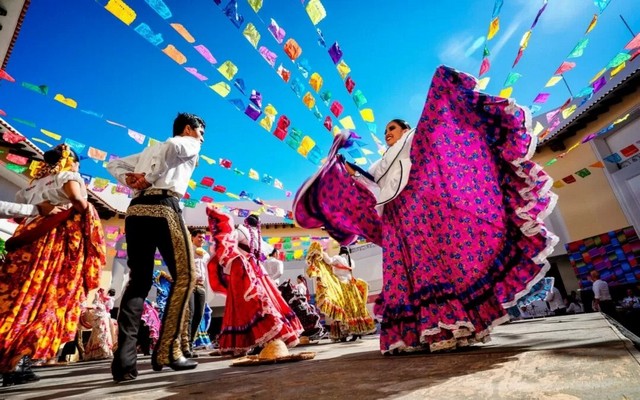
136, 189, 180, 199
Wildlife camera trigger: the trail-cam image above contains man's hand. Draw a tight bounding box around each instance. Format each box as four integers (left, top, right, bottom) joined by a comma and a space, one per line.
37, 201, 63, 216
125, 172, 152, 190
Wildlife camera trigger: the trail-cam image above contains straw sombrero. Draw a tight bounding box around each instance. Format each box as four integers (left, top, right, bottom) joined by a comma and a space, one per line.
231, 340, 316, 366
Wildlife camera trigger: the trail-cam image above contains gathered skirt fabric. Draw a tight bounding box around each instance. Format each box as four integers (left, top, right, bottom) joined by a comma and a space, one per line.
306, 243, 376, 338
206, 207, 302, 355
294, 66, 557, 354
0, 206, 105, 371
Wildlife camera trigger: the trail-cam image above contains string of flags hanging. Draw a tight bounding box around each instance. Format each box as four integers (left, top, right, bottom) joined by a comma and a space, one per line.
497, 0, 549, 99
298, 0, 386, 158
0, 91, 293, 198
541, 105, 640, 189
98, 0, 325, 166
207, 0, 328, 164
534, 31, 640, 141
477, 0, 504, 89
528, 4, 610, 119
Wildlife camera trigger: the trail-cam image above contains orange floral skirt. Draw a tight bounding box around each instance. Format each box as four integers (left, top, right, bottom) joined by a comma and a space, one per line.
0, 206, 105, 372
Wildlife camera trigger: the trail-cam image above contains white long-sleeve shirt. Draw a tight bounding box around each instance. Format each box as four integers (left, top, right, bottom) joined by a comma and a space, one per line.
264, 257, 284, 284
193, 246, 211, 286
544, 287, 566, 311
0, 200, 38, 219
106, 135, 201, 197
592, 279, 612, 301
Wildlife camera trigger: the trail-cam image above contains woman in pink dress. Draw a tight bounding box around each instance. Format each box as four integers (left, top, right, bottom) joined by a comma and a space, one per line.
294, 66, 558, 354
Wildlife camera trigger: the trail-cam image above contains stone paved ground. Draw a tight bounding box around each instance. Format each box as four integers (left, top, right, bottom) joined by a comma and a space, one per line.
1, 313, 639, 400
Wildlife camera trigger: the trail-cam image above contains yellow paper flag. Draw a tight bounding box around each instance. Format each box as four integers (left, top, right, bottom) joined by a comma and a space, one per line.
162, 45, 187, 64
332, 126, 341, 136
154, 259, 162, 266
302, 92, 316, 109
259, 116, 273, 131
336, 60, 351, 80
53, 94, 77, 108
552, 181, 565, 189
298, 136, 316, 156
170, 23, 195, 43
264, 104, 278, 116
200, 155, 215, 165
218, 61, 238, 80
533, 121, 544, 136
488, 17, 500, 40
242, 23, 261, 48
305, 0, 327, 25
188, 179, 196, 190
40, 129, 61, 140
31, 138, 52, 148
590, 68, 606, 83
309, 72, 323, 92
476, 77, 490, 90
360, 108, 375, 122
226, 192, 240, 200
520, 30, 532, 49
148, 138, 160, 147
249, 169, 260, 180
105, 0, 137, 26
545, 76, 562, 87
248, 0, 263, 12
339, 116, 356, 130
361, 148, 374, 155
562, 105, 577, 119
499, 87, 513, 98
210, 82, 231, 97
610, 62, 626, 77
585, 14, 598, 34
354, 157, 367, 165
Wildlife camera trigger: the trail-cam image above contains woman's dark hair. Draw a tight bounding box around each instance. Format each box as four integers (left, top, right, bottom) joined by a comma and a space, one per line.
389, 119, 411, 130
107, 288, 116, 296
297, 274, 306, 281
339, 246, 352, 267
245, 214, 260, 227
43, 145, 79, 166
173, 112, 206, 137
269, 248, 278, 257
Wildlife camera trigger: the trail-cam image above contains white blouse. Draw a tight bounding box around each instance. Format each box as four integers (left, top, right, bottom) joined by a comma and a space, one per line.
16, 171, 87, 206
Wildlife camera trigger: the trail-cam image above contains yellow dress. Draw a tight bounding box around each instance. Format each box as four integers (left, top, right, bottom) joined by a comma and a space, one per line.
305, 242, 375, 340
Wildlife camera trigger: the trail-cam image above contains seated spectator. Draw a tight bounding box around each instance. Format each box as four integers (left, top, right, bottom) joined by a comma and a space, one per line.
621, 289, 640, 310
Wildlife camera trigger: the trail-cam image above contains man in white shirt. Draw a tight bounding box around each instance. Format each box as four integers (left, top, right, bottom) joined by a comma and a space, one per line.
108, 113, 204, 382
264, 249, 284, 284
544, 286, 567, 316
590, 270, 615, 317
184, 228, 210, 357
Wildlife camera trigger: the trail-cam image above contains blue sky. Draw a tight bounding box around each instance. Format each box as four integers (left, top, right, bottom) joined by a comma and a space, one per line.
1, 0, 639, 204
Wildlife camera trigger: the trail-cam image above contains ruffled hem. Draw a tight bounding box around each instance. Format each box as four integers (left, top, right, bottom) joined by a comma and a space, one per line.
491, 98, 559, 308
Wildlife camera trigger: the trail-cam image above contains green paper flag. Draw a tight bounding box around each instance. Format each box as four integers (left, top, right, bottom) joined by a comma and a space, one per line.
575, 168, 591, 178
6, 163, 27, 173
21, 82, 49, 95
503, 72, 522, 87
607, 52, 631, 69
568, 38, 589, 58
545, 158, 558, 166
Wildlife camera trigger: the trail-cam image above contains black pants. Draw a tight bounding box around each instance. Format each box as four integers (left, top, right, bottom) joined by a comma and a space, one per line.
189, 285, 206, 344
111, 195, 195, 378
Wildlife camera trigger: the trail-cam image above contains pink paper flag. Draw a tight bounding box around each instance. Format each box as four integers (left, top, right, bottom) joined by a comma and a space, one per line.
554, 61, 576, 75
625, 33, 640, 50
128, 129, 146, 144
546, 109, 560, 123
533, 93, 550, 104
194, 44, 217, 64
479, 57, 490, 76
185, 67, 208, 81
106, 120, 127, 128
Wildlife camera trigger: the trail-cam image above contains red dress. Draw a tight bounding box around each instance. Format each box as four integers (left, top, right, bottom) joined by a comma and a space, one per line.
206, 207, 302, 355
